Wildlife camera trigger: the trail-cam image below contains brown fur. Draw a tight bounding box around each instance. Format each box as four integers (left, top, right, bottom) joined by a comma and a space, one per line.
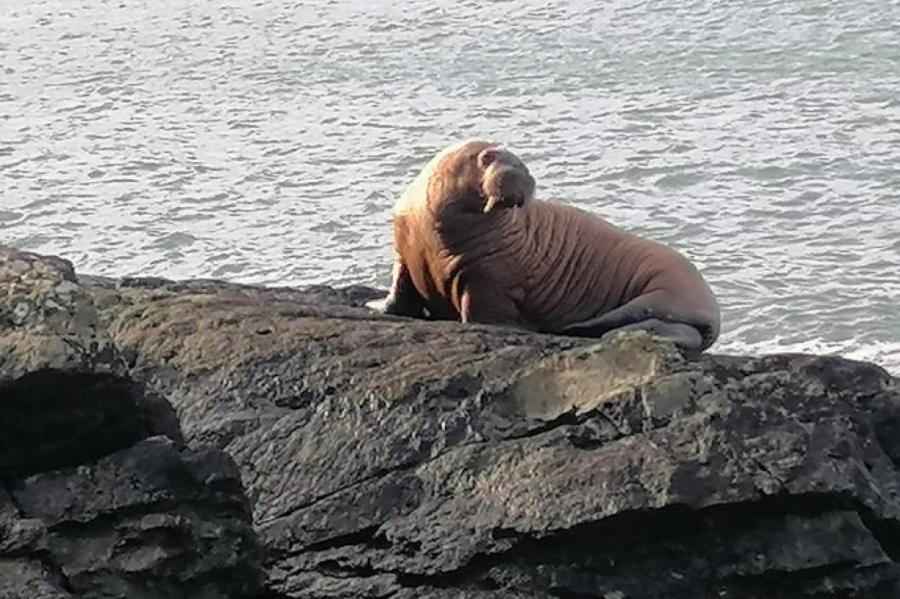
368, 139, 721, 352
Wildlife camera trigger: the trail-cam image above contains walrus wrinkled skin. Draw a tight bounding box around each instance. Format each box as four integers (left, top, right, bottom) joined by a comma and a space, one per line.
366, 139, 721, 353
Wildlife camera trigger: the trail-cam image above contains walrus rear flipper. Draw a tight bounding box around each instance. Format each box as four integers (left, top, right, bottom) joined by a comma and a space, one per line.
602, 319, 704, 352
558, 293, 710, 353
563, 315, 706, 353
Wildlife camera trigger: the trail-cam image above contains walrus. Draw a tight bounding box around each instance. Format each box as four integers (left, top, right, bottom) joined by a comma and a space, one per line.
366, 139, 721, 353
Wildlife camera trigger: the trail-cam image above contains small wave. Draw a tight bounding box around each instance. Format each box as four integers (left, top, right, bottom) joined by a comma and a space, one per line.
719, 337, 900, 376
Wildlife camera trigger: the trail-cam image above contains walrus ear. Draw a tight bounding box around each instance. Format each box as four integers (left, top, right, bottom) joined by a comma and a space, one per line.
478, 148, 500, 170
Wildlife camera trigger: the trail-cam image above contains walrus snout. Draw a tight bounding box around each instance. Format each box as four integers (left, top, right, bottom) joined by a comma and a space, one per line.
480, 157, 536, 213
482, 191, 526, 213
506, 191, 526, 208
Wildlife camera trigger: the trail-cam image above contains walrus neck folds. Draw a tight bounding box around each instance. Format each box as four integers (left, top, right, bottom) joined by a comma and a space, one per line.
433, 200, 524, 253
430, 190, 490, 220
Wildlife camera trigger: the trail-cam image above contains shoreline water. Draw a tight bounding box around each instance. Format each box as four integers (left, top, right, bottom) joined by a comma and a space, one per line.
3, 0, 898, 375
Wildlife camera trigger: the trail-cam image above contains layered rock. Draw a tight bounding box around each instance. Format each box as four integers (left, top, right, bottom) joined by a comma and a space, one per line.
0, 249, 261, 598
3, 245, 900, 598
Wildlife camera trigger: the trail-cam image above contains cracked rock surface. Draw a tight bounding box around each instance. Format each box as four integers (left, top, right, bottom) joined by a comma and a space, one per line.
4, 245, 900, 598
0, 248, 261, 598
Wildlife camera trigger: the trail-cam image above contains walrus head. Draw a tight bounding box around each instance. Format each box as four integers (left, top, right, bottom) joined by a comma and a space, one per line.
418, 140, 537, 217
477, 146, 536, 213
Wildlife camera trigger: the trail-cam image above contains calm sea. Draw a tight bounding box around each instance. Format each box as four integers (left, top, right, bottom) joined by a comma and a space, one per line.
2, 0, 898, 372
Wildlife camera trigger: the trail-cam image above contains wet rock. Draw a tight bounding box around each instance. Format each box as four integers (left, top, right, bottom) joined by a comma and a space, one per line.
4, 245, 900, 598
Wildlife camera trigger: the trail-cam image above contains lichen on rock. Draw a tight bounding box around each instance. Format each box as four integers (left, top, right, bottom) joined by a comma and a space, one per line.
0, 247, 262, 599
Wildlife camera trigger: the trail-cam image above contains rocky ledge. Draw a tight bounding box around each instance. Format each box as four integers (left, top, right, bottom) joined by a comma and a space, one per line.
1, 245, 899, 599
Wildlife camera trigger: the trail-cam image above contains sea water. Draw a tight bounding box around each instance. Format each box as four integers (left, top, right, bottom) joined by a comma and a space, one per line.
2, 0, 898, 372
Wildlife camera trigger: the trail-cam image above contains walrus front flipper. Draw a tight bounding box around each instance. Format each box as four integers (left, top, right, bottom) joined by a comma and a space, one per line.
460, 285, 533, 330
365, 260, 428, 319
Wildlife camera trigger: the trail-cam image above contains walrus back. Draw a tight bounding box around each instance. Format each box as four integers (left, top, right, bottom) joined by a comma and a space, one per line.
510, 200, 632, 328
515, 200, 717, 334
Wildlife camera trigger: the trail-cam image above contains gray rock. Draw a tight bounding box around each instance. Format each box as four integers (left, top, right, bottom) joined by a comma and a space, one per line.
0, 248, 262, 598
4, 245, 900, 598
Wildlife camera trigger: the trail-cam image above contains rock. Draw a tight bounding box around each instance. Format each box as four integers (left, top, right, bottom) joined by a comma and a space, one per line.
0, 248, 262, 598
4, 245, 900, 598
